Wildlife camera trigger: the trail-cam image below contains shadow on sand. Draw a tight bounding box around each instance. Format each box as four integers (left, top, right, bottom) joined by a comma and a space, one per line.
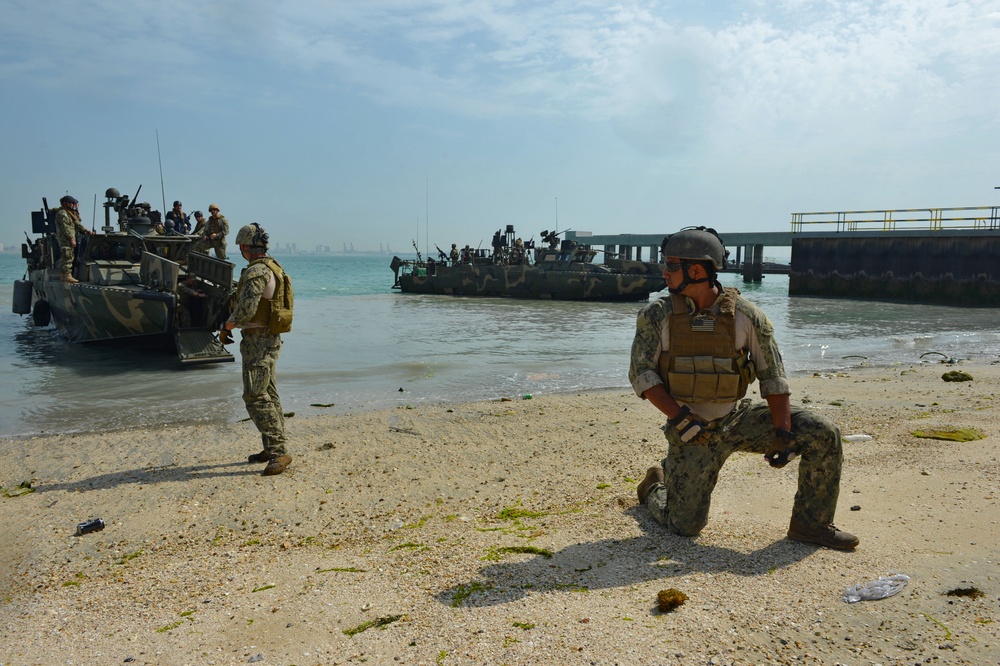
436, 506, 819, 609
28, 460, 260, 494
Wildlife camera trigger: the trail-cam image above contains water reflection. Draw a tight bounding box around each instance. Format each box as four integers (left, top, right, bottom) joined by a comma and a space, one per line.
5, 319, 240, 437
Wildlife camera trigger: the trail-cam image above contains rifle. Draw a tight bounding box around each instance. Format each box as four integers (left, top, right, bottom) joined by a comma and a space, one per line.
411, 239, 423, 263
434, 244, 449, 261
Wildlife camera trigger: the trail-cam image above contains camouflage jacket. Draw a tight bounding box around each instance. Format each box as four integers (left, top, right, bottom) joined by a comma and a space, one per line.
629, 289, 790, 418
206, 214, 229, 239
229, 259, 275, 330
54, 207, 88, 246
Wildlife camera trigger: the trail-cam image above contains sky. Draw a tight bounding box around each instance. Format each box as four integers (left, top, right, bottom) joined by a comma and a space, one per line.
1, 0, 998, 255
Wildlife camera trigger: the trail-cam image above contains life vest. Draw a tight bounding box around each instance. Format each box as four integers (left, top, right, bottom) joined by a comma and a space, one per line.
657, 288, 756, 404
207, 215, 227, 237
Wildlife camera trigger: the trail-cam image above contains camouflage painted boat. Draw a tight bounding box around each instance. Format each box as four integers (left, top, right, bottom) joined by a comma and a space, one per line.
12, 188, 235, 364
391, 226, 666, 301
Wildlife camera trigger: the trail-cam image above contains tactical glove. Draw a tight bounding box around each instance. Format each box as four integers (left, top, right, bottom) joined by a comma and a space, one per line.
669, 406, 712, 444
765, 428, 797, 468
218, 327, 233, 345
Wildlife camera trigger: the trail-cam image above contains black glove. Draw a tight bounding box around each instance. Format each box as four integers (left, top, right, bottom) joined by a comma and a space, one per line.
219, 327, 233, 345
669, 406, 711, 444
765, 428, 797, 468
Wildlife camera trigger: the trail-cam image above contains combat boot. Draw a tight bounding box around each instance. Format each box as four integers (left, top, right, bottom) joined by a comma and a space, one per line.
61, 274, 79, 284
262, 455, 292, 476
637, 465, 664, 504
787, 519, 859, 550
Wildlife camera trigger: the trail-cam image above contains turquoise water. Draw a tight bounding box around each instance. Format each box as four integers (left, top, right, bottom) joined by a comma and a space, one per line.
2, 251, 999, 437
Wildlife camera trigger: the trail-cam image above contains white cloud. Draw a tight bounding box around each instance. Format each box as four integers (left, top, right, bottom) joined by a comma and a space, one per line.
2, 0, 998, 246
6, 0, 998, 134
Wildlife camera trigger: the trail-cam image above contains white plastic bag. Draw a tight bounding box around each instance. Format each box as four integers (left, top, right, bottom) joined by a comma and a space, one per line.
842, 574, 910, 603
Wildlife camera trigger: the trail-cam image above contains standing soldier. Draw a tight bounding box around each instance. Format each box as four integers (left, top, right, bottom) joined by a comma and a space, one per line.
450, 243, 459, 265
220, 223, 292, 476
53, 195, 92, 283
192, 203, 229, 259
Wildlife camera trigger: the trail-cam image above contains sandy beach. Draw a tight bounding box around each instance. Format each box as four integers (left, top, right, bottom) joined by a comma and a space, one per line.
0, 362, 997, 665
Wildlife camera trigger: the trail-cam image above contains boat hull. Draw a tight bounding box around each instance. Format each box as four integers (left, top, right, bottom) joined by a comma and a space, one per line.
395, 263, 665, 301
32, 269, 172, 343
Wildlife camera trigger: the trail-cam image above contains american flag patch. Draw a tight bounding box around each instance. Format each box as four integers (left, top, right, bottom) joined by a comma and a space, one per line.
691, 315, 715, 332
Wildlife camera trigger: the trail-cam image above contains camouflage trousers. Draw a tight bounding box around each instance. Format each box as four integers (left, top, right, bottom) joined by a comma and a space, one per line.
60, 245, 75, 276
643, 399, 843, 536
240, 332, 286, 455
192, 238, 227, 260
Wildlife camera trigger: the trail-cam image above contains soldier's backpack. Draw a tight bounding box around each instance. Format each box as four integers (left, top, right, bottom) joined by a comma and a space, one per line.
264, 258, 294, 334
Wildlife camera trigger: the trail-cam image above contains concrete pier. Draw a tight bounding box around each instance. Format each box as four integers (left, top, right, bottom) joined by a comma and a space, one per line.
565, 204, 1000, 305
789, 235, 1000, 306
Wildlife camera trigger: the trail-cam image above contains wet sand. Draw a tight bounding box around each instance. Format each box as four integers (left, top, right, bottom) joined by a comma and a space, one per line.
0, 362, 997, 665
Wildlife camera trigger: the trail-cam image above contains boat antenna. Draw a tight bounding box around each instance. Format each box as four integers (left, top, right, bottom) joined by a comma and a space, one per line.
156, 129, 167, 215
425, 177, 429, 258
92, 193, 97, 232
555, 196, 558, 233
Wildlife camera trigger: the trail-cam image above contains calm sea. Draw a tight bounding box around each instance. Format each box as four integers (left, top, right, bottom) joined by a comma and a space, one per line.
2, 252, 999, 438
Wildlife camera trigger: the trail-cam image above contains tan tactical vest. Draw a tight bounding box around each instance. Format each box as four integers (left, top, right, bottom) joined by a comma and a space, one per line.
658, 288, 755, 404
237, 257, 279, 329
207, 215, 227, 237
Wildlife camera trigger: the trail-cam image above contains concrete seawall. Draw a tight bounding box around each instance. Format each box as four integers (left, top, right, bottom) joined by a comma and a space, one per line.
789, 236, 1000, 306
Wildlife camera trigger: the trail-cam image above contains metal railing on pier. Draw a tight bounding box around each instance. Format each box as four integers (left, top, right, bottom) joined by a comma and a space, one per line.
791, 206, 1000, 232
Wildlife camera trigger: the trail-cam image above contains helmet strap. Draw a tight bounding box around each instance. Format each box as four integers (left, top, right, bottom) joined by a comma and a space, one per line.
667, 262, 711, 294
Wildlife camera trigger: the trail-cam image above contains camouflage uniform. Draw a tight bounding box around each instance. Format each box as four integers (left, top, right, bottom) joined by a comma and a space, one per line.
192, 213, 229, 259
54, 206, 88, 277
629, 291, 844, 536
229, 260, 286, 456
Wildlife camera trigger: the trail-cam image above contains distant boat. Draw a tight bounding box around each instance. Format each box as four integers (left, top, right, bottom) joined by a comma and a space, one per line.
390, 225, 666, 302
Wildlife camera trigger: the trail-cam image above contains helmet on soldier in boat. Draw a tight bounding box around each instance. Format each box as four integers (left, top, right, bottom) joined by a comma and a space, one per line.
661, 227, 728, 270
60, 195, 79, 205
236, 222, 269, 248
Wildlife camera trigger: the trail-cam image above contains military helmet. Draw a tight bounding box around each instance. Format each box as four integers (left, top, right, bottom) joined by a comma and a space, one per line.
661, 227, 728, 270
105, 188, 121, 198
60, 195, 79, 205
236, 222, 269, 248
